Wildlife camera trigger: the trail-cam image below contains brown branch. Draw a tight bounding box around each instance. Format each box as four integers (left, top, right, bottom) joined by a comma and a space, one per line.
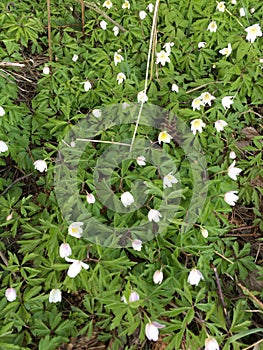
236, 280, 263, 310
0, 62, 25, 68
80, 0, 85, 34
1, 173, 33, 196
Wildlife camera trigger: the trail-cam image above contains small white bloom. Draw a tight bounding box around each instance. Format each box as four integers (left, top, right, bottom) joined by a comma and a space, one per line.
219, 43, 232, 57
59, 243, 72, 258
148, 209, 162, 223
121, 191, 134, 207
158, 131, 172, 144
117, 72, 126, 84
68, 222, 84, 238
103, 0, 112, 9
49, 289, 62, 303
250, 8, 255, 14
205, 336, 220, 350
187, 268, 204, 286
92, 109, 102, 118
65, 257, 89, 278
139, 10, 147, 20
239, 7, 246, 17
100, 20, 107, 30
192, 97, 205, 111
201, 227, 209, 238
163, 173, 178, 188
0, 140, 8, 153
43, 65, 50, 74
5, 288, 17, 302
156, 50, 170, 66
200, 92, 216, 106
198, 41, 206, 49
0, 106, 5, 116
163, 42, 174, 55
132, 239, 142, 251
207, 21, 217, 33
229, 151, 236, 159
231, 0, 236, 4
122, 0, 130, 9
86, 193, 96, 204
214, 120, 228, 132
171, 83, 179, 93
224, 190, 239, 206
222, 96, 234, 109
121, 290, 140, 303
145, 322, 165, 342
228, 161, 242, 180
147, 3, 154, 12
137, 90, 148, 103
72, 54, 78, 62
191, 119, 206, 135
216, 1, 225, 12
153, 270, 163, 284
84, 80, 92, 91
136, 156, 146, 166
33, 160, 47, 172
114, 52, 124, 66
113, 26, 119, 36
6, 213, 13, 221
245, 24, 262, 43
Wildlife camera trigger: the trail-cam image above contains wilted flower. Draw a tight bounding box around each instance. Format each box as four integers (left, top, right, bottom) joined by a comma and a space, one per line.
216, 1, 225, 12
121, 191, 134, 207
163, 173, 178, 188
229, 151, 236, 159
147, 3, 154, 12
219, 43, 232, 57
139, 10, 147, 20
187, 268, 204, 286
171, 83, 179, 92
49, 289, 62, 303
68, 222, 84, 238
145, 321, 165, 342
153, 270, 163, 284
100, 20, 107, 30
222, 96, 234, 109
191, 119, 206, 135
200, 92, 216, 106
158, 131, 172, 144
72, 54, 78, 62
33, 160, 47, 172
117, 72, 126, 84
114, 52, 124, 66
5, 288, 17, 302
156, 50, 170, 66
59, 243, 72, 258
224, 190, 239, 206
86, 193, 96, 204
198, 41, 206, 49
113, 26, 119, 36
207, 21, 217, 32
227, 161, 242, 180
192, 97, 205, 111
205, 336, 220, 350
43, 65, 50, 74
65, 257, 89, 278
103, 0, 112, 9
132, 239, 142, 251
92, 109, 102, 118
122, 0, 130, 9
201, 227, 209, 238
214, 120, 228, 132
245, 24, 262, 43
137, 90, 148, 103
239, 7, 246, 17
163, 42, 174, 55
84, 80, 92, 91
0, 140, 8, 153
0, 106, 5, 116
136, 156, 146, 166
121, 290, 140, 303
148, 209, 162, 223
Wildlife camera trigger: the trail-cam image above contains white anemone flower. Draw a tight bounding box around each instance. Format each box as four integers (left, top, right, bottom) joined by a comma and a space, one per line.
43, 65, 50, 74
171, 83, 179, 92
200, 92, 216, 106
198, 41, 207, 49
131, 239, 142, 251
86, 193, 96, 204
0, 141, 8, 153
122, 0, 130, 9
147, 3, 154, 12
158, 131, 172, 144
120, 191, 134, 207
49, 289, 62, 303
222, 96, 234, 109
100, 20, 107, 30
113, 26, 119, 36
136, 156, 146, 166
192, 97, 205, 111
145, 321, 165, 342
114, 52, 124, 66
219, 43, 232, 57
229, 151, 236, 159
205, 336, 220, 350
224, 190, 239, 206
137, 90, 148, 103
92, 109, 102, 118
214, 120, 228, 132
163, 42, 174, 55
207, 21, 217, 32
163, 173, 178, 188
117, 72, 126, 84
68, 222, 84, 238
103, 0, 112, 9
5, 288, 17, 302
187, 268, 204, 286
139, 10, 147, 20
201, 228, 209, 238
33, 160, 47, 172
148, 209, 162, 223
72, 54, 78, 62
59, 243, 72, 258
65, 257, 89, 278
84, 80, 92, 91
191, 119, 206, 135
245, 24, 262, 43
156, 50, 170, 66
227, 161, 242, 180
239, 8, 246, 17
216, 1, 225, 12
153, 270, 163, 284
121, 290, 140, 303
0, 106, 5, 116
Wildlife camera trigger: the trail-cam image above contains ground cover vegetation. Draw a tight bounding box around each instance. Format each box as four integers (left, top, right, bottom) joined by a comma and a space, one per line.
0, 0, 262, 349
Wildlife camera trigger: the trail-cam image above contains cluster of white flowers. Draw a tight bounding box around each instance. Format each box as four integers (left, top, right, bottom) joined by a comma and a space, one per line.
156, 42, 174, 66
